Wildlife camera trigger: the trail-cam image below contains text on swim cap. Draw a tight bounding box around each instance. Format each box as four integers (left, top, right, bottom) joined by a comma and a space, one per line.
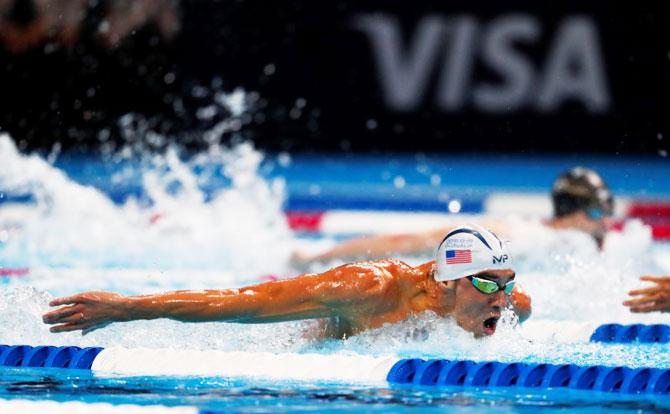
492, 254, 509, 264
444, 239, 474, 248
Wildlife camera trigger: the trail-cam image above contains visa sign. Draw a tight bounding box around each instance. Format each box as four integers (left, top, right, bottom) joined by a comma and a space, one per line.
354, 14, 610, 113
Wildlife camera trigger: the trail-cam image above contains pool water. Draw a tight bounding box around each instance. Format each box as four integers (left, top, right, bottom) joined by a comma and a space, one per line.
2, 367, 670, 413
2, 134, 670, 412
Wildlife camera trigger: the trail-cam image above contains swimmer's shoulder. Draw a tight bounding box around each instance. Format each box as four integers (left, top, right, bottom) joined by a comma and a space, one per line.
360, 258, 425, 274
323, 259, 429, 286
368, 259, 436, 288
327, 259, 418, 284
314, 260, 405, 306
332, 258, 405, 276
415, 260, 437, 275
366, 259, 436, 277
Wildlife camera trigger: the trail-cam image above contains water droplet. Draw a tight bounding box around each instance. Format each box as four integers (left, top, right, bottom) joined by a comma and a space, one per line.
277, 152, 291, 167
196, 105, 217, 120
289, 108, 302, 119
98, 20, 110, 34
263, 63, 276, 75
164, 72, 176, 85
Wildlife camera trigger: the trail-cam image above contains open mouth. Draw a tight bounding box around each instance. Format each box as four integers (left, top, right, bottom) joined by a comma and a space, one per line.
482, 316, 499, 335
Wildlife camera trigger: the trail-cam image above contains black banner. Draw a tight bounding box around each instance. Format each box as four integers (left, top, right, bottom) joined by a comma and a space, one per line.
0, 0, 668, 153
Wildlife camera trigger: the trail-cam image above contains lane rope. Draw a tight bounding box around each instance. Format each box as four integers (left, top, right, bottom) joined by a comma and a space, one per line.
590, 324, 670, 344
1, 344, 668, 394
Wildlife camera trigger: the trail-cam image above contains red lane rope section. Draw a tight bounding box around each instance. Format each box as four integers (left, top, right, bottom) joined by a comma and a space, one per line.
285, 211, 324, 232
626, 202, 670, 240
0, 268, 30, 277
628, 202, 670, 218
651, 226, 670, 240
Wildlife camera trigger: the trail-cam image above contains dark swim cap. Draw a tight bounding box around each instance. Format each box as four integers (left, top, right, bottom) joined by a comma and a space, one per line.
551, 167, 613, 218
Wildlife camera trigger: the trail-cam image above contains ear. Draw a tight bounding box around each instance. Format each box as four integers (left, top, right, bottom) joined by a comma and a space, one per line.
441, 280, 458, 291
439, 280, 458, 312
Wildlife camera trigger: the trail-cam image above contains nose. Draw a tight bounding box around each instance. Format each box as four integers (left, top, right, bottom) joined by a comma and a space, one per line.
490, 290, 507, 308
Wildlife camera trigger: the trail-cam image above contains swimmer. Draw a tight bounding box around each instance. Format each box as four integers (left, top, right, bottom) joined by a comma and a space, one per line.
43, 225, 531, 339
546, 166, 613, 248
291, 166, 614, 267
623, 276, 670, 313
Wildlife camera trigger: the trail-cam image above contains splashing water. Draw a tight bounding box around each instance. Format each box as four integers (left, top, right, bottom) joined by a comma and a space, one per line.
0, 133, 293, 276
509, 218, 668, 324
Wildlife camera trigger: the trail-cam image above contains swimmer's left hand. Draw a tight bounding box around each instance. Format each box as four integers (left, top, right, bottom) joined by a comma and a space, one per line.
623, 275, 670, 313
42, 292, 129, 335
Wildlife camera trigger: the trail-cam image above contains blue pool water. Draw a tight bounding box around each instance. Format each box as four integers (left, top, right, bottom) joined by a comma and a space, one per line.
2, 366, 670, 413
4, 150, 670, 211
2, 135, 670, 412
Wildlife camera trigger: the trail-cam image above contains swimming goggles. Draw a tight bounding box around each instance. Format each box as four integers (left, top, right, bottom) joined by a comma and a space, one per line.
467, 275, 515, 295
585, 207, 611, 221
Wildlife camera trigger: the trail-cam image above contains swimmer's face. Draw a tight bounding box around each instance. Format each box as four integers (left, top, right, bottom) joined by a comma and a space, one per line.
450, 269, 515, 338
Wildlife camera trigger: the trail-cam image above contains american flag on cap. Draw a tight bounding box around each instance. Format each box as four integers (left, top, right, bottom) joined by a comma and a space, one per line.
446, 249, 472, 265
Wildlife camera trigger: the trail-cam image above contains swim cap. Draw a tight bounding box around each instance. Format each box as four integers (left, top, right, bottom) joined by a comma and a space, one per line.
551, 167, 613, 218
434, 224, 512, 282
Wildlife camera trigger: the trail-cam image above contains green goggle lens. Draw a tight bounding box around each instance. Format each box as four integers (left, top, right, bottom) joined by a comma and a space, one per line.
469, 276, 515, 295
503, 280, 516, 294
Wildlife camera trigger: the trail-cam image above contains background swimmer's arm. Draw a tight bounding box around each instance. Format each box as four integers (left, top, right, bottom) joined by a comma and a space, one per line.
291, 220, 509, 268
43, 263, 394, 333
291, 229, 448, 267
624, 275, 670, 313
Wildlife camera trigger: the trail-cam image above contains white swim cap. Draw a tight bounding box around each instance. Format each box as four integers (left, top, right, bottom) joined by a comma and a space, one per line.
434, 224, 513, 282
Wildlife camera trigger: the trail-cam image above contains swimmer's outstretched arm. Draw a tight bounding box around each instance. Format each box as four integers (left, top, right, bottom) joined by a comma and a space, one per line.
43, 263, 394, 334
623, 275, 670, 313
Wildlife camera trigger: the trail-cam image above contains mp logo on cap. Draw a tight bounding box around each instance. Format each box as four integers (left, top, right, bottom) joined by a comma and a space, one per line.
493, 254, 509, 264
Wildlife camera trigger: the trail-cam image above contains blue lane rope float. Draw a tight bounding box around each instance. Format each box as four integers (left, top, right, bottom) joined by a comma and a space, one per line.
2, 344, 669, 394
0, 345, 103, 369
386, 359, 670, 394
590, 324, 670, 343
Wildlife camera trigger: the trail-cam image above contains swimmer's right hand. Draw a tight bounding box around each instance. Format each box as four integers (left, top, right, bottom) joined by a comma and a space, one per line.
42, 292, 130, 335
